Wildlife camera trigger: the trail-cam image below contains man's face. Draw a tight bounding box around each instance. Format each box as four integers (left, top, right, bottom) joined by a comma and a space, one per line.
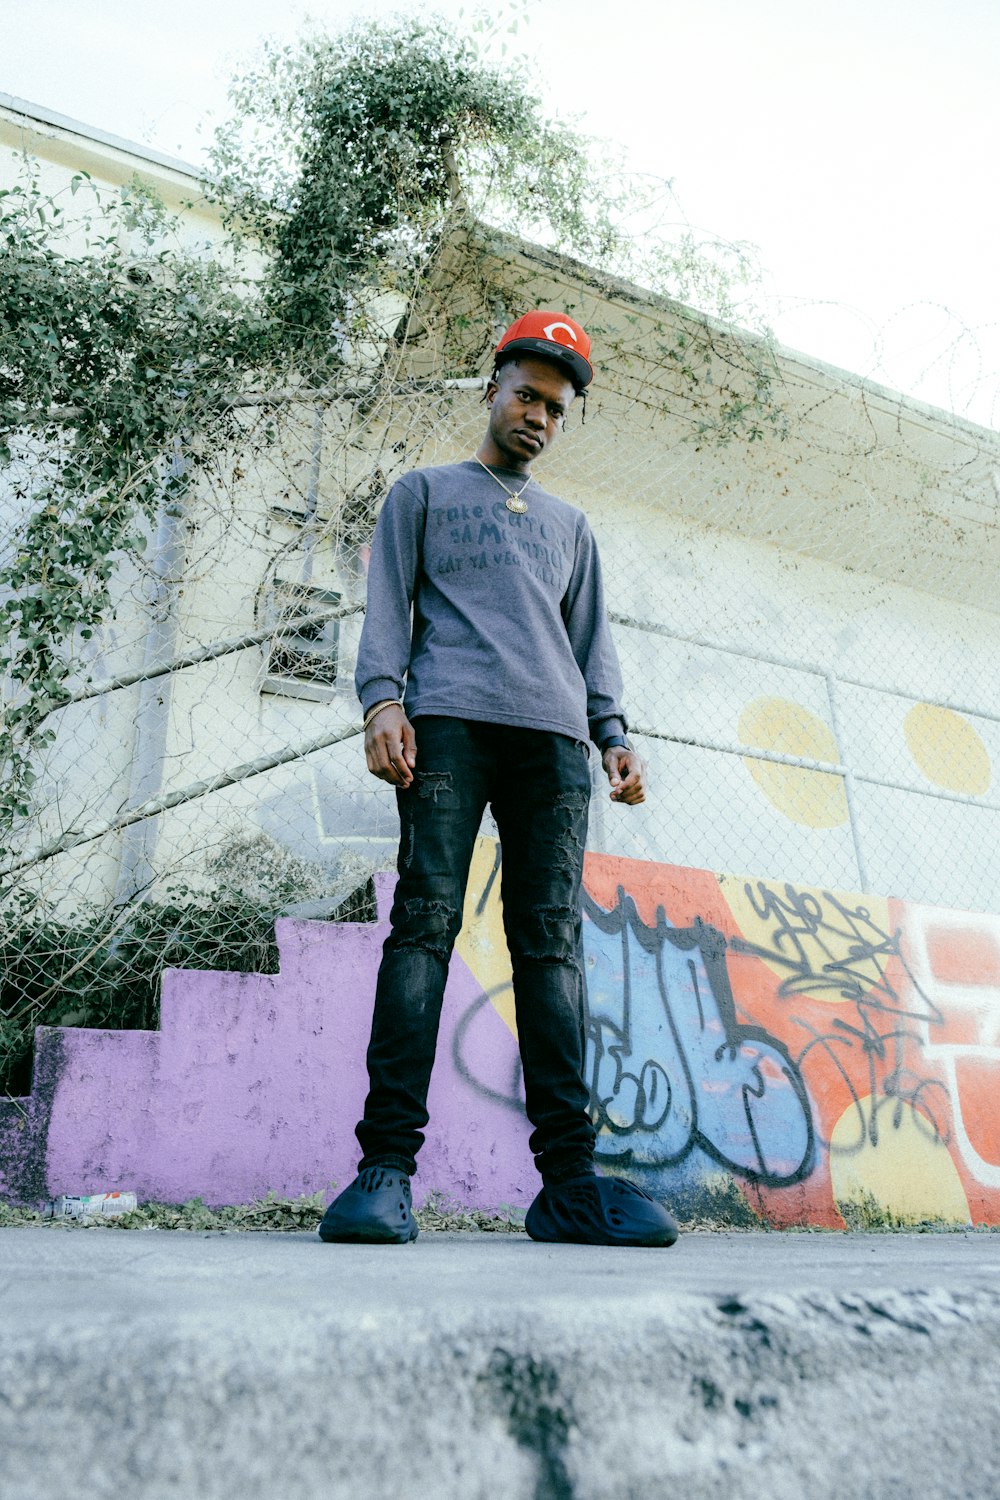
485, 357, 577, 468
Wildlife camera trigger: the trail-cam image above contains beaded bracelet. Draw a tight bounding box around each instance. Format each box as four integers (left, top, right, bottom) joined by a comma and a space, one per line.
362, 699, 405, 732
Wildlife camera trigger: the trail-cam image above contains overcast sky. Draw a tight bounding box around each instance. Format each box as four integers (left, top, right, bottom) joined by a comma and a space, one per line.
4, 0, 999, 428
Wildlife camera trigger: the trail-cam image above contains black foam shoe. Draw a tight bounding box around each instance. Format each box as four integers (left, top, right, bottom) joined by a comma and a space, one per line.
318, 1166, 418, 1244
525, 1174, 678, 1247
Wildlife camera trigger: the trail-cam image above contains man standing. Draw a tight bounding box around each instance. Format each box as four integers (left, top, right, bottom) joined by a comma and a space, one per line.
319, 312, 677, 1248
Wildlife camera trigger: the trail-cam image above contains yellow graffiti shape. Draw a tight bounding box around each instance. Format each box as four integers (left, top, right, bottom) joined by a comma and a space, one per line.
904, 702, 991, 796
830, 1095, 970, 1226
738, 697, 849, 828
455, 838, 517, 1037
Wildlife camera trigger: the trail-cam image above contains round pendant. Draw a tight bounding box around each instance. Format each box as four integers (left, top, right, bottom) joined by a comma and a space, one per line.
506, 496, 528, 514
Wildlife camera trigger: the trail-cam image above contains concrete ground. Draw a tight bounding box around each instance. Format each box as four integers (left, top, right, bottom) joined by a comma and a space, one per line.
2, 1226, 999, 1500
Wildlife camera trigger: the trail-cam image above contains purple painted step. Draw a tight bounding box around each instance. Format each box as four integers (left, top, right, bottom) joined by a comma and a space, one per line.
0, 875, 533, 1210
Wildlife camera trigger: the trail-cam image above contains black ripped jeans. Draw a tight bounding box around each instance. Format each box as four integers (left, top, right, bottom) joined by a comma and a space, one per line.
356, 716, 597, 1183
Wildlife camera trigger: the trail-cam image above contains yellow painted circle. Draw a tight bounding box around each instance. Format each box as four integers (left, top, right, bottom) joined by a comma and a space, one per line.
738, 697, 848, 828
904, 703, 991, 796
830, 1094, 970, 1226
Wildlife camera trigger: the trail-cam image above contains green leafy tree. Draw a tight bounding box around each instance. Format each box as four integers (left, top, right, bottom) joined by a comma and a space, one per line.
210, 16, 772, 348
209, 15, 623, 357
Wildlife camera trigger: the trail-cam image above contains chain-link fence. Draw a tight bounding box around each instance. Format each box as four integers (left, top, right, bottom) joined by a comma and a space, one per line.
4, 320, 1000, 1092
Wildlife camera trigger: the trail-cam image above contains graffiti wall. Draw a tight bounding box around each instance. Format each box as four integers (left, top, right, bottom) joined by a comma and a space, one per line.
456, 841, 1000, 1228
2, 839, 999, 1224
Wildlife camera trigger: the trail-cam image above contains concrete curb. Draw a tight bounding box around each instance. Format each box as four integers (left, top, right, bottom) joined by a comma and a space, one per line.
2, 1229, 998, 1498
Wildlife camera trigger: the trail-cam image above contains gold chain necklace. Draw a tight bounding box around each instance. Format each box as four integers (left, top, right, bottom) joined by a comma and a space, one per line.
473, 455, 534, 514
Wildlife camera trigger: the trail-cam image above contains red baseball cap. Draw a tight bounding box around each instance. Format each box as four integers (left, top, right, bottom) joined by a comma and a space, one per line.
494, 310, 594, 390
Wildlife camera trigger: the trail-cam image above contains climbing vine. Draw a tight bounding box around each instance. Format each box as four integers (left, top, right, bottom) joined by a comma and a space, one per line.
0, 174, 278, 835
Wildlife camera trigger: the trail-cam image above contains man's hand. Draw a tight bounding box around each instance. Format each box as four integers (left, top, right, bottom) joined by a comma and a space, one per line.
365, 703, 417, 788
602, 746, 646, 805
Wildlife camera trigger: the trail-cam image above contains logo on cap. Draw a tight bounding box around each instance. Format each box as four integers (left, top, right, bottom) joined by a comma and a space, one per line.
494, 309, 594, 389
542, 321, 579, 346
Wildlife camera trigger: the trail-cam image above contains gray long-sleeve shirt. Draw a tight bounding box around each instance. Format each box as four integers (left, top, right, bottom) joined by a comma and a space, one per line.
355, 461, 627, 746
